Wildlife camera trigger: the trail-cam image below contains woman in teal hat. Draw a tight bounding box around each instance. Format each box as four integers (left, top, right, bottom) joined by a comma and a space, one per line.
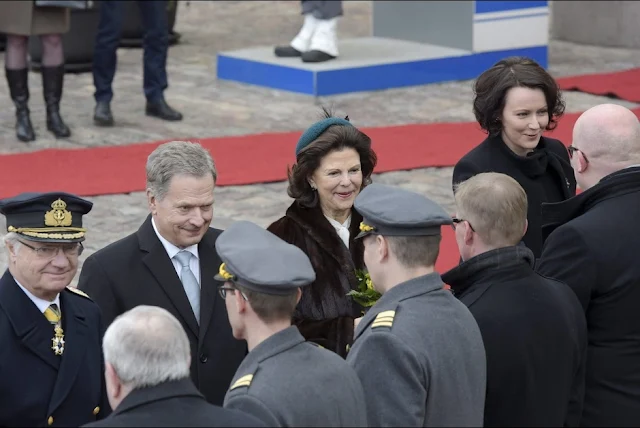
268, 109, 377, 357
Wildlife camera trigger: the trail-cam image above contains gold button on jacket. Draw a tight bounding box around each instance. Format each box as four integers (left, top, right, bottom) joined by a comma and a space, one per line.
93, 406, 100, 415
47, 416, 54, 426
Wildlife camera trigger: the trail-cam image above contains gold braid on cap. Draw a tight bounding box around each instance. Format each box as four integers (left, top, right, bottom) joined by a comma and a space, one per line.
7, 226, 86, 240
218, 263, 234, 280
359, 222, 374, 232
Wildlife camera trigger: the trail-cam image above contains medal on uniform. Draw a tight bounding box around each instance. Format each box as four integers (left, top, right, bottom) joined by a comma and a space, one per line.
51, 324, 65, 356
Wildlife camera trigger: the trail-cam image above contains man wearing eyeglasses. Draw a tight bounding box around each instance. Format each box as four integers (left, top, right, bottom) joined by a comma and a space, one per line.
217, 221, 368, 427
0, 191, 108, 427
537, 104, 640, 427
442, 172, 587, 427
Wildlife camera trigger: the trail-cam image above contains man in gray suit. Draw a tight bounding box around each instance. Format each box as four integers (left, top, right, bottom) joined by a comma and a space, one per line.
218, 221, 367, 427
347, 183, 487, 427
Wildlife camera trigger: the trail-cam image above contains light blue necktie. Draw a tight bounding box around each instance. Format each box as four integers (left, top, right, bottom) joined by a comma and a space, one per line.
174, 251, 200, 324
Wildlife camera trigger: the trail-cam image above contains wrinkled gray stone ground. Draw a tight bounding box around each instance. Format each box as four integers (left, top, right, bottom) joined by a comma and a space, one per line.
0, 1, 638, 282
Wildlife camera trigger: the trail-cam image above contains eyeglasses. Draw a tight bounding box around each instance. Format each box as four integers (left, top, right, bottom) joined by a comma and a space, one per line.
567, 145, 589, 165
218, 286, 248, 301
451, 218, 475, 232
19, 240, 84, 259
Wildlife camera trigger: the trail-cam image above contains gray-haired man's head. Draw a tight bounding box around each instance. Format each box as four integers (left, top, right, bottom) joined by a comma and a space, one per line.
102, 305, 191, 411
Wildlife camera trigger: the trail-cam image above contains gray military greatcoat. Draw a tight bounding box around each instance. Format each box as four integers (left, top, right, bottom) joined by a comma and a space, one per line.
224, 326, 367, 427
346, 273, 487, 427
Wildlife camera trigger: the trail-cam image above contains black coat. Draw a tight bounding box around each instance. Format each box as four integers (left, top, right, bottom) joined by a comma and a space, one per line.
77, 215, 246, 406
267, 201, 364, 358
453, 134, 576, 257
536, 166, 640, 427
442, 246, 587, 427
0, 270, 109, 426
82, 378, 264, 427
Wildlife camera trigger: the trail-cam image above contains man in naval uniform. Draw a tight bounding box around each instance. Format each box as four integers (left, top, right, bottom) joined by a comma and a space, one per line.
274, 1, 343, 63
218, 220, 367, 427
0, 192, 108, 427
346, 183, 487, 427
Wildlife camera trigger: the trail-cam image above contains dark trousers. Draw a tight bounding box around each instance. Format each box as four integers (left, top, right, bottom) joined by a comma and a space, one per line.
93, 0, 169, 103
301, 0, 343, 19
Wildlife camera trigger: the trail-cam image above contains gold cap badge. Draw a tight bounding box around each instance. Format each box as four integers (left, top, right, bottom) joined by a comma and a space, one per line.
45, 198, 72, 227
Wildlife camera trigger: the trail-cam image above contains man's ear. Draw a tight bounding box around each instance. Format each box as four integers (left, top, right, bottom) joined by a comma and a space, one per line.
377, 235, 389, 262
146, 189, 157, 215
236, 289, 248, 314
6, 241, 18, 261
295, 288, 302, 305
105, 362, 121, 395
464, 223, 475, 246
577, 152, 589, 173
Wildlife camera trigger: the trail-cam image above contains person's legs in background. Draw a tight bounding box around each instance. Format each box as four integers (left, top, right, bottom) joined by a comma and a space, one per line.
92, 0, 124, 127
40, 33, 70, 138
4, 34, 35, 142
274, 1, 342, 63
138, 0, 182, 121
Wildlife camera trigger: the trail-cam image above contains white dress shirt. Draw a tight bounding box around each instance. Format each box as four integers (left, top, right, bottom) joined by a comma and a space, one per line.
15, 278, 61, 315
152, 218, 201, 286
325, 215, 352, 249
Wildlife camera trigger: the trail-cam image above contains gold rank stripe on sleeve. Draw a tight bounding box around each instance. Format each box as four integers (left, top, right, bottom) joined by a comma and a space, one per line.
371, 310, 396, 329
230, 374, 254, 391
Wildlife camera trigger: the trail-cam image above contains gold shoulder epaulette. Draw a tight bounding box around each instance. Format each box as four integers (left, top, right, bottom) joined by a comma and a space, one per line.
371, 310, 395, 329
65, 286, 92, 300
229, 374, 253, 391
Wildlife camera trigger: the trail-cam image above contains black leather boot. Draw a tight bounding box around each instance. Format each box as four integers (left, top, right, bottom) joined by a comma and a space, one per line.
41, 64, 71, 138
5, 68, 36, 142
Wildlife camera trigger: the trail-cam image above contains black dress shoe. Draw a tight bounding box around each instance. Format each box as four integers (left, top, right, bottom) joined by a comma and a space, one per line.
274, 45, 302, 57
146, 98, 183, 121
301, 50, 336, 63
94, 101, 114, 127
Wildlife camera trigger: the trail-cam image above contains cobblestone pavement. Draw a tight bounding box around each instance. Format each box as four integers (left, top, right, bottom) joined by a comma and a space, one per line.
0, 1, 639, 281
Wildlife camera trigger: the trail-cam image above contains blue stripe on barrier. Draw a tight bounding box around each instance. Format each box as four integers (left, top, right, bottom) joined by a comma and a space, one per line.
475, 1, 548, 14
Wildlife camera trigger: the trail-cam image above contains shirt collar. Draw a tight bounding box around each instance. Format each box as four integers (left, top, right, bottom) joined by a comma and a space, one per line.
14, 277, 61, 314
151, 217, 199, 260
324, 214, 351, 230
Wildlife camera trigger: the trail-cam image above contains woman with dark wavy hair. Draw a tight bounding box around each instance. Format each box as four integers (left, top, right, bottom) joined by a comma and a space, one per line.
268, 109, 377, 358
453, 57, 576, 257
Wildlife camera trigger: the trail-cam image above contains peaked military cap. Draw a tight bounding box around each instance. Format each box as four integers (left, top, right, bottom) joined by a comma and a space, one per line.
0, 192, 93, 243
355, 183, 452, 239
214, 220, 316, 295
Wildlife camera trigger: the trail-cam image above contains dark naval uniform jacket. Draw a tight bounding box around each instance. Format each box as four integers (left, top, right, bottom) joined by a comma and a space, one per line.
0, 270, 107, 427
224, 326, 368, 427
83, 378, 265, 428
78, 215, 246, 406
346, 273, 487, 427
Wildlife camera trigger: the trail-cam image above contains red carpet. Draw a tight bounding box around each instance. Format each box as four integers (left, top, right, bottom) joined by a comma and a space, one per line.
557, 67, 640, 103
0, 111, 592, 200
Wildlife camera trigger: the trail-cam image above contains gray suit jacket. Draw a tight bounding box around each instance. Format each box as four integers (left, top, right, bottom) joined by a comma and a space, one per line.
223, 326, 367, 427
346, 273, 487, 427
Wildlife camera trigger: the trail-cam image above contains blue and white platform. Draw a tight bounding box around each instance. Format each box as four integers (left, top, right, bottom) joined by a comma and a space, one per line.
216, 1, 549, 96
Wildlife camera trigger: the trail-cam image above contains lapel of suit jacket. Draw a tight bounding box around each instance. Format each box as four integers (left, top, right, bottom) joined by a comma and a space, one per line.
137, 215, 199, 337
196, 229, 224, 345
0, 270, 60, 370
48, 290, 89, 416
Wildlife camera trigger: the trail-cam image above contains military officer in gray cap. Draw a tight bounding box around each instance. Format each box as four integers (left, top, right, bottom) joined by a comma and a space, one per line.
346, 183, 487, 427
218, 220, 367, 427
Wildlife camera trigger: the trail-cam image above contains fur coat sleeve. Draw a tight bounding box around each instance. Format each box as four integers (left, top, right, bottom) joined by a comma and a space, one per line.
267, 201, 365, 358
